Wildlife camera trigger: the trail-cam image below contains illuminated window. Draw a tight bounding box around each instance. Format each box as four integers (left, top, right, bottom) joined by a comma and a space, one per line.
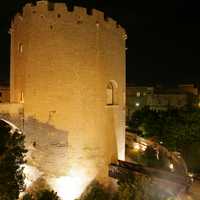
20, 91, 24, 103
136, 92, 140, 97
135, 102, 140, 107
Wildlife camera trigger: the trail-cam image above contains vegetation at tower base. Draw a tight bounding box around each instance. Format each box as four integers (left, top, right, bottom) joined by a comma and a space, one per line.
77, 181, 111, 200
0, 120, 27, 200
76, 175, 177, 200
22, 189, 60, 200
21, 177, 61, 200
128, 106, 200, 172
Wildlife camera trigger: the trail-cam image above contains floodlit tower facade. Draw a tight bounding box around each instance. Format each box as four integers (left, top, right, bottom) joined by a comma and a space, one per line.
10, 0, 126, 194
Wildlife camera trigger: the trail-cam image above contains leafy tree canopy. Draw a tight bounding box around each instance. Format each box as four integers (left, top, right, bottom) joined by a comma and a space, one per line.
22, 189, 61, 200
128, 106, 200, 172
36, 189, 61, 200
0, 120, 27, 200
129, 106, 200, 151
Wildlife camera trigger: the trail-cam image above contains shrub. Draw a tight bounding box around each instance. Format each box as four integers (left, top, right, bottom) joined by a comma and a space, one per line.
36, 189, 61, 200
78, 181, 111, 200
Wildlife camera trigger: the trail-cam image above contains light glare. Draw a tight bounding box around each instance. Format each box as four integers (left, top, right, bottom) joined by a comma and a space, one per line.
49, 169, 93, 200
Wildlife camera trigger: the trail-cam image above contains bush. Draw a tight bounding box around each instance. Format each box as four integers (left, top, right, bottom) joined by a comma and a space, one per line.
0, 120, 27, 200
78, 181, 111, 200
116, 173, 151, 200
22, 193, 34, 200
22, 189, 60, 200
36, 189, 60, 200
116, 172, 177, 200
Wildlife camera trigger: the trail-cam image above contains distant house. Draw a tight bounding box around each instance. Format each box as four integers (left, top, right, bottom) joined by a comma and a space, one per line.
126, 86, 154, 121
126, 84, 199, 121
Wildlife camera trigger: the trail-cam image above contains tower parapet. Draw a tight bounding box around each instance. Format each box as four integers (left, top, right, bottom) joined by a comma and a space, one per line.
12, 1, 126, 36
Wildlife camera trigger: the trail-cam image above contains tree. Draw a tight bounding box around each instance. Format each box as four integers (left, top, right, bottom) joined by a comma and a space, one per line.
116, 172, 174, 200
36, 189, 61, 200
78, 181, 110, 200
22, 193, 34, 200
22, 189, 61, 200
0, 120, 27, 200
128, 106, 200, 172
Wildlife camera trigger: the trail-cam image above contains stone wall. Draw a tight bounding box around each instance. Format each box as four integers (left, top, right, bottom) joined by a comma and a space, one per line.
0, 86, 10, 103
0, 103, 23, 129
10, 0, 126, 187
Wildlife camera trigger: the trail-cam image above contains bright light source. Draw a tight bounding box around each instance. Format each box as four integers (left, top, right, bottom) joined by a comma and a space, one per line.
135, 102, 140, 107
133, 142, 147, 152
49, 168, 93, 200
133, 142, 140, 151
169, 163, 174, 172
188, 172, 193, 178
23, 164, 43, 189
136, 92, 140, 97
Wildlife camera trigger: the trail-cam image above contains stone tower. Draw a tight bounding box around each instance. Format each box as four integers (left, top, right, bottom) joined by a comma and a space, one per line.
10, 0, 126, 198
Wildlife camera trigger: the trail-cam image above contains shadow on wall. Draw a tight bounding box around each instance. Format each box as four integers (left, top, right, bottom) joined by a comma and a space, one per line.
24, 117, 69, 177
0, 112, 69, 177
0, 112, 24, 130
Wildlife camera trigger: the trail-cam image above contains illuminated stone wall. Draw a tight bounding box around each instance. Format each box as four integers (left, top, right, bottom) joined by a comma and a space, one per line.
10, 0, 126, 189
0, 103, 24, 131
0, 86, 10, 103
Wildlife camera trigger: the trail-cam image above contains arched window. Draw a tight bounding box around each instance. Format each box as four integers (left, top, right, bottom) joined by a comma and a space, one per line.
106, 82, 114, 105
106, 80, 118, 105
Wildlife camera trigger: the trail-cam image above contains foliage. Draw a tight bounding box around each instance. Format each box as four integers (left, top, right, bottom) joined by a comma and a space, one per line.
22, 189, 61, 200
36, 189, 61, 200
78, 181, 111, 200
139, 146, 169, 170
116, 172, 176, 200
117, 173, 150, 200
77, 174, 177, 200
128, 106, 200, 172
0, 121, 27, 200
22, 193, 34, 200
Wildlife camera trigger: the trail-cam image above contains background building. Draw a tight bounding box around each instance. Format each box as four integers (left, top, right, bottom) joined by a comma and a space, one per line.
126, 86, 154, 121
126, 84, 199, 121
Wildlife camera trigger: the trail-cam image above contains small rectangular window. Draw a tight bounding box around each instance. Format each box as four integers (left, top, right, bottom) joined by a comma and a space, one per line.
19, 43, 23, 53
0, 92, 2, 97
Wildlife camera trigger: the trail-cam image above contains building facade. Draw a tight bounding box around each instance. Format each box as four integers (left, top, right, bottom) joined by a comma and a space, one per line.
126, 86, 154, 121
126, 84, 199, 121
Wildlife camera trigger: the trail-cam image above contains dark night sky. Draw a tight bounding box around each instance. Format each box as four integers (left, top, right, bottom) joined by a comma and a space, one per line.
0, 0, 200, 85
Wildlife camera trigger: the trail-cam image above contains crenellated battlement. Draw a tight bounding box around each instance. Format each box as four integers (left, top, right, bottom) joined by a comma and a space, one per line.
13, 0, 126, 35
